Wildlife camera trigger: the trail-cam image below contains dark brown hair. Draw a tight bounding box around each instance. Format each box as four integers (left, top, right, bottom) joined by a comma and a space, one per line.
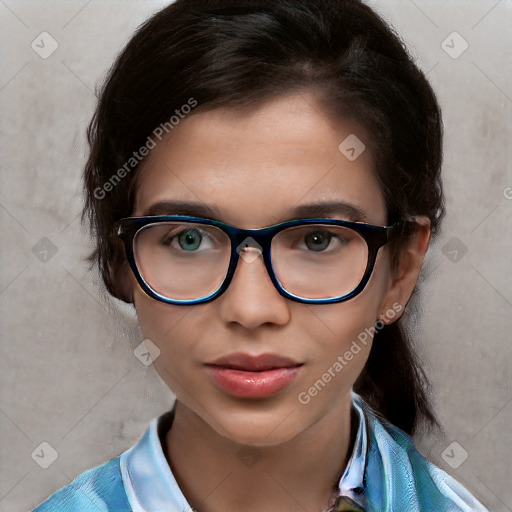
82, 0, 444, 435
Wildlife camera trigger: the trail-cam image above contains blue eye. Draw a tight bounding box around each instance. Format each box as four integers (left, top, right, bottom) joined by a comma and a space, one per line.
162, 228, 211, 252
177, 229, 202, 251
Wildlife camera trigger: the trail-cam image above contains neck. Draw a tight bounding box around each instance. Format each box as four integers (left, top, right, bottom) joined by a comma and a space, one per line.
164, 395, 356, 512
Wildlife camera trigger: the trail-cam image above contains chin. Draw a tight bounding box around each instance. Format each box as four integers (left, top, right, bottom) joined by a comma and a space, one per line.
205, 404, 303, 447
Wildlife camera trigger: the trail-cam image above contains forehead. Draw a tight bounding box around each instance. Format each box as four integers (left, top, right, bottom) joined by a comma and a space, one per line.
133, 91, 387, 226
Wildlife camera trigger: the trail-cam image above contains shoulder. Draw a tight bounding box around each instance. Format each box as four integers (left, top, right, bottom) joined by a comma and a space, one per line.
32, 456, 132, 511
357, 398, 489, 512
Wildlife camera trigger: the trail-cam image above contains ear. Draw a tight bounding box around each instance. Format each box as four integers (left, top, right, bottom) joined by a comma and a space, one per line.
108, 237, 135, 304
377, 216, 431, 324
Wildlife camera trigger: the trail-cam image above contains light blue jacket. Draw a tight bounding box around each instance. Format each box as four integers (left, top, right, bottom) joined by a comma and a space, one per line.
33, 394, 489, 511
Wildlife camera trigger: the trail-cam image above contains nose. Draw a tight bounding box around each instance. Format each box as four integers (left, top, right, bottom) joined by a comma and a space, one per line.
217, 245, 291, 329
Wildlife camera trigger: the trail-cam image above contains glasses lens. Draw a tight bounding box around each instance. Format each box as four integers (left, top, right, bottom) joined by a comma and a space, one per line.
271, 224, 368, 300
133, 222, 231, 301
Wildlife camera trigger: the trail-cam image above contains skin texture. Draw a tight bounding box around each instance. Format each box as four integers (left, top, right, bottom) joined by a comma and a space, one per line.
114, 91, 431, 512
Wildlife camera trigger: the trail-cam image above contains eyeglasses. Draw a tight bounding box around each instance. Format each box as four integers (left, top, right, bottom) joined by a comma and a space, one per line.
112, 215, 404, 305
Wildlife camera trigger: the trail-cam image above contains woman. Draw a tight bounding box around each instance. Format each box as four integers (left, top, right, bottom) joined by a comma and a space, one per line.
34, 0, 489, 510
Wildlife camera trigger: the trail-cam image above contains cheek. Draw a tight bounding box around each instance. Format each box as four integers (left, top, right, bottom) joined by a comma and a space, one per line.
134, 291, 186, 341
299, 300, 374, 383
297, 251, 392, 381
133, 289, 198, 381
303, 254, 390, 344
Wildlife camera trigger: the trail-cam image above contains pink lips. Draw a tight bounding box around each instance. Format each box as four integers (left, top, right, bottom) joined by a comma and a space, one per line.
204, 353, 303, 398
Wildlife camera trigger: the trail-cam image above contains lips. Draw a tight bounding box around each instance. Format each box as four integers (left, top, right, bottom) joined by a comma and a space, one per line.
206, 353, 303, 372
204, 353, 303, 398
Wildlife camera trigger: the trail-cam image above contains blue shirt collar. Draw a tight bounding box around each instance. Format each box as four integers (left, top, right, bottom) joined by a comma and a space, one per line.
334, 394, 367, 508
120, 392, 368, 512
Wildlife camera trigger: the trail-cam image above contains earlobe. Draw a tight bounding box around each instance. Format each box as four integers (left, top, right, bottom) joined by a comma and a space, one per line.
378, 216, 431, 323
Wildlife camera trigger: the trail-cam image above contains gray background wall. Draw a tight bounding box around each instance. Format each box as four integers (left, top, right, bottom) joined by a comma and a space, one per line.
1, 1, 511, 511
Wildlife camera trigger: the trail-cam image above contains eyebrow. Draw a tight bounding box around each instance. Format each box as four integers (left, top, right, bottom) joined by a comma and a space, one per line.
141, 200, 368, 223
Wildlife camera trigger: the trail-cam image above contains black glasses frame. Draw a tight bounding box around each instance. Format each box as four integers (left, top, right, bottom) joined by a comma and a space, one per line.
112, 215, 404, 305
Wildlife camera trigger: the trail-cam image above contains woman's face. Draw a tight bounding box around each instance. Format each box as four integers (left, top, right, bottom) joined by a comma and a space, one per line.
126, 91, 399, 446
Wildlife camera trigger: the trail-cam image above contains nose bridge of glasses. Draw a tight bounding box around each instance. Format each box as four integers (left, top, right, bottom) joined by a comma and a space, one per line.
229, 225, 276, 255
225, 227, 279, 285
